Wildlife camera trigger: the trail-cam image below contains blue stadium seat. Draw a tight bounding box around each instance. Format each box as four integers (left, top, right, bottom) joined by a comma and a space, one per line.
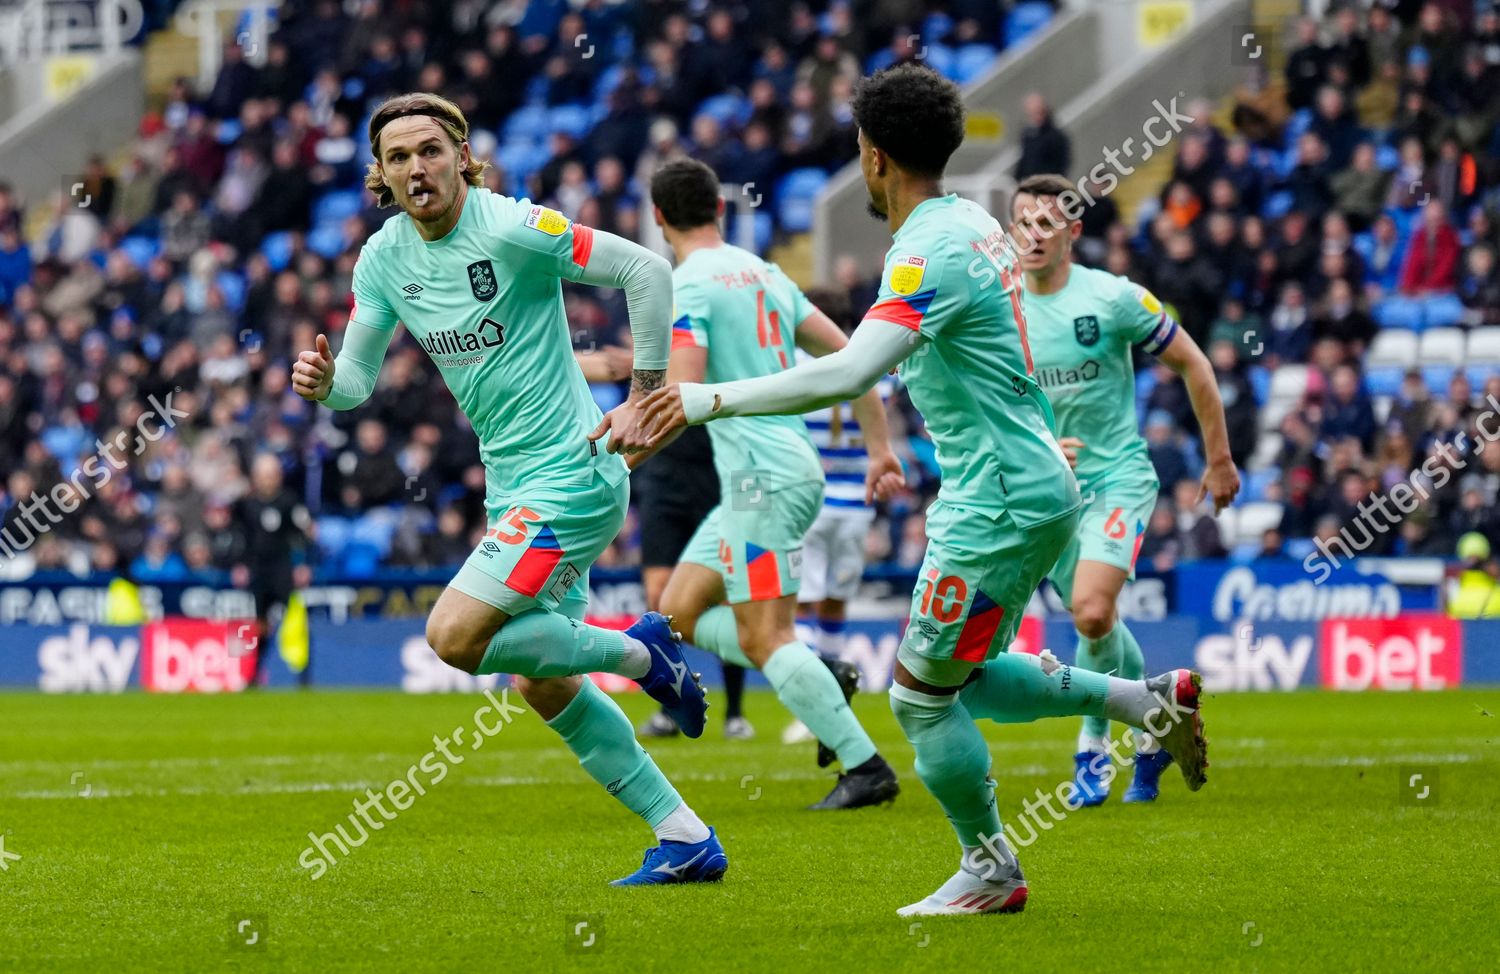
341, 542, 381, 579
215, 119, 243, 145
1365, 366, 1405, 397
1465, 365, 1498, 389
503, 105, 551, 144
260, 231, 295, 272
1282, 108, 1314, 150
697, 93, 747, 128
1248, 364, 1271, 404
214, 271, 246, 313
923, 44, 956, 79
952, 44, 998, 84
1261, 190, 1295, 220
1421, 365, 1454, 390
1422, 294, 1465, 329
548, 104, 594, 140
776, 168, 829, 234
1244, 467, 1279, 502
308, 224, 346, 259
119, 235, 158, 270
592, 63, 629, 102
1375, 143, 1400, 171
1373, 297, 1425, 331
1005, 2, 1054, 48
313, 190, 363, 227
753, 212, 773, 254
922, 11, 955, 41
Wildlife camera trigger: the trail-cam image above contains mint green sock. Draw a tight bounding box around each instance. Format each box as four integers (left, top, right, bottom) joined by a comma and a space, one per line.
1076, 622, 1147, 739
546, 677, 683, 827
692, 605, 755, 668
889, 684, 997, 847
959, 651, 1111, 724
1075, 625, 1122, 738
763, 641, 877, 768
476, 608, 626, 677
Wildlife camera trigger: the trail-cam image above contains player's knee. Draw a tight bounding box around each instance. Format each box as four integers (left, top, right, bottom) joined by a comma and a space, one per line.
739, 624, 795, 667
1074, 595, 1117, 640
425, 614, 484, 674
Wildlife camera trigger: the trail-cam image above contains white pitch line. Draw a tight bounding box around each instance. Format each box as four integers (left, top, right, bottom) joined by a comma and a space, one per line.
4, 752, 1487, 800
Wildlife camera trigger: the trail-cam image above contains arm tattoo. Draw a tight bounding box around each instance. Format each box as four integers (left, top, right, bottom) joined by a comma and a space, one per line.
630, 368, 665, 398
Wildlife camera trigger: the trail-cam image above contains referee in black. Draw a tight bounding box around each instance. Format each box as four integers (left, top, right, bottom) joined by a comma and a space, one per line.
636, 424, 752, 738
231, 453, 314, 687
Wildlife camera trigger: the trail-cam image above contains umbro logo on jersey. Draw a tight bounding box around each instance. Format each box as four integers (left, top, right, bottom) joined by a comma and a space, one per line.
402, 282, 424, 300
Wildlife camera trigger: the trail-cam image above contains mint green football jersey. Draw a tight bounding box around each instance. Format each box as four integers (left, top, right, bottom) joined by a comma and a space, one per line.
864, 194, 1079, 528
1023, 264, 1177, 486
672, 244, 823, 491
350, 188, 624, 510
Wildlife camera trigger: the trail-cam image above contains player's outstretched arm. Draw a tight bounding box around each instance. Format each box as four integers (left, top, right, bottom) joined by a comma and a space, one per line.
640, 317, 917, 445
292, 323, 394, 409
573, 230, 673, 454
794, 309, 904, 503
1156, 330, 1241, 513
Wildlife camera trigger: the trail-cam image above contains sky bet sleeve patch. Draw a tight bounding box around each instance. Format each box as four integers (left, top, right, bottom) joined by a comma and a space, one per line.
525, 205, 570, 236
889, 255, 927, 296
1136, 285, 1163, 315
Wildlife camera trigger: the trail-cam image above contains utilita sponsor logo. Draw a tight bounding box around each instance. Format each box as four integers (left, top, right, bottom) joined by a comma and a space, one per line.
141, 619, 257, 693
1320, 616, 1462, 691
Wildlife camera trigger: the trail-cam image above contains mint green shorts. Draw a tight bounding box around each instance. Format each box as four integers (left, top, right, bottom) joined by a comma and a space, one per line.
449, 472, 627, 617
680, 480, 823, 604
1045, 472, 1157, 609
897, 502, 1079, 688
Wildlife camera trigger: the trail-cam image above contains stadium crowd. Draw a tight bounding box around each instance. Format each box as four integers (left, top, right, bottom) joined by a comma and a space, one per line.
1, 0, 1499, 587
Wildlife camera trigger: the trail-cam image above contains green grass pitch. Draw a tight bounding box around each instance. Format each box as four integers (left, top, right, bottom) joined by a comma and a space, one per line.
2, 686, 1496, 971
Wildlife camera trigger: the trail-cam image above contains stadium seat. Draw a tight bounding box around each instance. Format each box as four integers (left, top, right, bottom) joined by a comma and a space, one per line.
1422, 294, 1466, 329
1421, 365, 1455, 390
922, 44, 956, 79
1365, 367, 1404, 397
548, 104, 594, 140
259, 231, 295, 272
214, 271, 246, 313
1213, 507, 1238, 545
754, 211, 774, 254
1467, 326, 1500, 363
1268, 365, 1308, 401
1419, 327, 1465, 366
921, 11, 955, 41
503, 105, 551, 144
215, 119, 243, 145
1236, 501, 1285, 543
697, 93, 747, 129
313, 190, 363, 227
776, 168, 829, 233
952, 44, 998, 84
1373, 297, 1426, 331
1375, 143, 1400, 171
1248, 365, 1271, 404
119, 236, 158, 270
1244, 466, 1279, 502
592, 63, 629, 102
1282, 109, 1315, 150
1261, 190, 1295, 220
1250, 432, 1282, 470
1005, 2, 1054, 48
1367, 329, 1418, 369
308, 224, 346, 259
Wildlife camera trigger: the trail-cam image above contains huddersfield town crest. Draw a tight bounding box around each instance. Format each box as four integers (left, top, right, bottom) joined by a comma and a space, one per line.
467, 260, 497, 301
1073, 315, 1100, 346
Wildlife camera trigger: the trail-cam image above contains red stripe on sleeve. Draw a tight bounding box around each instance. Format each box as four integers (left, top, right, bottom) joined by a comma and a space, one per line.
671, 329, 699, 350
571, 224, 595, 269
863, 298, 923, 331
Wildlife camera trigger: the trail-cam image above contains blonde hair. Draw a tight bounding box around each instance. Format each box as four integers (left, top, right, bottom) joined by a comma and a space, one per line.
364, 93, 490, 208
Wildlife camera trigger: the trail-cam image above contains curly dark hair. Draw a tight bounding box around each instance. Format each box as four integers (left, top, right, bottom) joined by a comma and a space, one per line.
850, 63, 966, 178
650, 158, 721, 231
